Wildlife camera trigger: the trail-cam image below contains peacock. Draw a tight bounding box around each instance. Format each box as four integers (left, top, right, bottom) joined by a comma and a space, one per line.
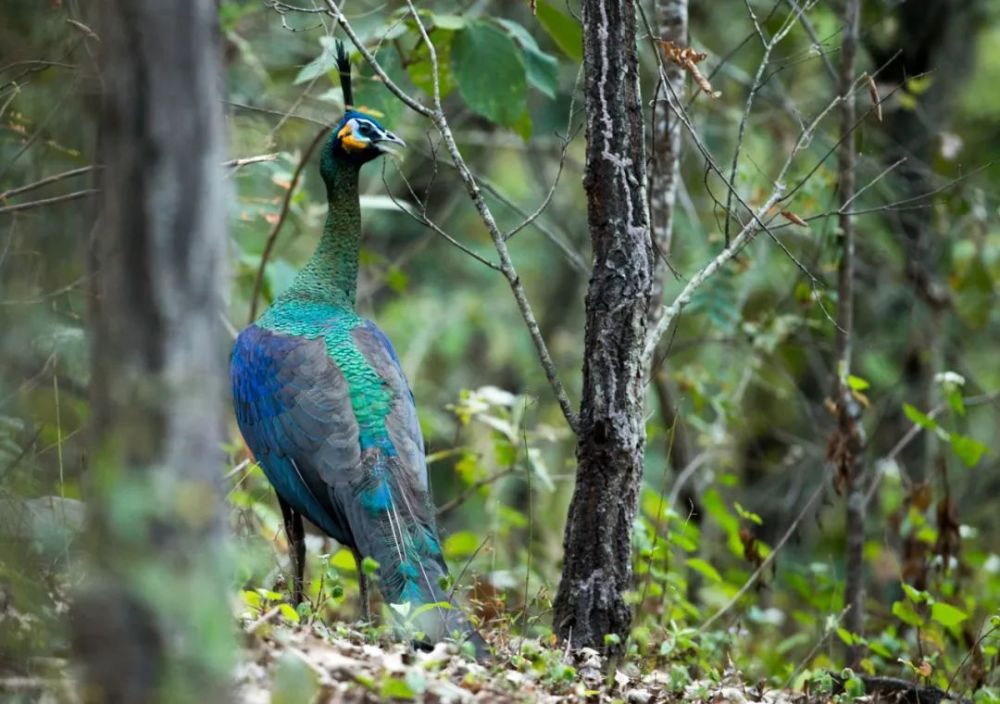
231, 43, 486, 658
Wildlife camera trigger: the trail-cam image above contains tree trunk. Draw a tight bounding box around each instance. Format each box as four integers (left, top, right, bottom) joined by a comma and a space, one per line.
831, 0, 865, 668
554, 0, 654, 653
73, 1, 232, 701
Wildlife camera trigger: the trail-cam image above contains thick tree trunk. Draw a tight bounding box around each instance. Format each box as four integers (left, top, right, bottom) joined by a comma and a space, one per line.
554, 0, 654, 653
74, 1, 232, 701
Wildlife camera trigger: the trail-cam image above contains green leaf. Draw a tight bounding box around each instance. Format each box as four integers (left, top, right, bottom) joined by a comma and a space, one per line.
329, 548, 357, 573
512, 108, 533, 141
409, 600, 453, 621
686, 557, 722, 583
407, 29, 456, 99
903, 403, 937, 430
362, 556, 380, 575
494, 19, 560, 98
451, 22, 527, 126
950, 433, 988, 468
431, 13, 466, 30
836, 627, 857, 646
901, 583, 928, 604
891, 599, 925, 627
278, 603, 300, 624
931, 602, 968, 627
847, 375, 870, 391
295, 36, 340, 86
380, 677, 416, 700
734, 501, 763, 525
946, 388, 966, 416
536, 0, 582, 62
354, 47, 410, 124
443, 530, 480, 558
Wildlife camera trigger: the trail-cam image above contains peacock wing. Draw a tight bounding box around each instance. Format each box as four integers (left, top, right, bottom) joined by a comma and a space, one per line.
231, 324, 361, 543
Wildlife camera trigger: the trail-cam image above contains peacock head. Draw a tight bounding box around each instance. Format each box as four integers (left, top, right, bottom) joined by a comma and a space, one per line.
330, 110, 405, 165
323, 41, 405, 174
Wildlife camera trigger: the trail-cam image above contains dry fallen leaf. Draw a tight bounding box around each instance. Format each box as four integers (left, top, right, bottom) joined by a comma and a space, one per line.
865, 73, 883, 123
661, 40, 721, 99
780, 210, 809, 227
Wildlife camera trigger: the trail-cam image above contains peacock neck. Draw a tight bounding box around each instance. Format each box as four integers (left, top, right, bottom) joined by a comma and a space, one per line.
282, 153, 361, 310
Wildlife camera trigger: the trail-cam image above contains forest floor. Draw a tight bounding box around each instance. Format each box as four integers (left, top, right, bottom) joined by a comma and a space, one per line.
235, 619, 839, 704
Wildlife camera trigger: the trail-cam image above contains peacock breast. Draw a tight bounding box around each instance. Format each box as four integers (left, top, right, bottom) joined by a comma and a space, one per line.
257, 300, 398, 451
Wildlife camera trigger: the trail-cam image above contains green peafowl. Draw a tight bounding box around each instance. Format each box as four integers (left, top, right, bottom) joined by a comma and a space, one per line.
231, 43, 486, 658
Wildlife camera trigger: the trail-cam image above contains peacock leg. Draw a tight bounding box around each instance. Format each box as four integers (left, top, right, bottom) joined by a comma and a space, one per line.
352, 547, 371, 624
278, 497, 306, 606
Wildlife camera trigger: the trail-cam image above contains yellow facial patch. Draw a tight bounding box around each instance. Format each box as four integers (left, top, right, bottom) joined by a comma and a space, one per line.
337, 123, 368, 153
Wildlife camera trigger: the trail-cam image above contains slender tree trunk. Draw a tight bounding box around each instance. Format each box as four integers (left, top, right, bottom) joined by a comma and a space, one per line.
73, 1, 233, 700
650, 0, 688, 264
831, 0, 865, 668
647, 0, 701, 603
554, 0, 654, 654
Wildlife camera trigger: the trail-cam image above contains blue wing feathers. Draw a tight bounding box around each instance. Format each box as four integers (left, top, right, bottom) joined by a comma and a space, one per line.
232, 321, 484, 654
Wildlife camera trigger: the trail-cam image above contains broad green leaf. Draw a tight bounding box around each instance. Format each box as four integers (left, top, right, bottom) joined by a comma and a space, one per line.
354, 46, 410, 124
903, 403, 937, 430
512, 108, 533, 141
950, 433, 988, 467
536, 0, 583, 62
362, 556, 380, 574
432, 13, 466, 30
407, 29, 456, 99
451, 22, 527, 126
495, 19, 560, 98
295, 36, 339, 85
931, 602, 968, 627
686, 557, 722, 583
891, 599, 924, 627
443, 530, 480, 558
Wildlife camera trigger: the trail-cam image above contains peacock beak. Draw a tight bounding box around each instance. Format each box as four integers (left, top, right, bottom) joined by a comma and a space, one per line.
374, 132, 406, 158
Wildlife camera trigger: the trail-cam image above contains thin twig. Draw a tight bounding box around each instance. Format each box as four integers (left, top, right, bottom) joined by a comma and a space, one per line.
641, 190, 784, 367
436, 467, 516, 517
0, 166, 96, 200
0, 189, 96, 215
700, 478, 827, 630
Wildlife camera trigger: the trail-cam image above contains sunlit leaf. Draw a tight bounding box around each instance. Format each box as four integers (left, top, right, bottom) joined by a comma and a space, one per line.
931, 602, 968, 627
686, 557, 722, 583
950, 433, 988, 467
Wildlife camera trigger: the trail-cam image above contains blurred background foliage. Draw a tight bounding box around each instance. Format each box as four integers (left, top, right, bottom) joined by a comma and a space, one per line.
1, 0, 999, 695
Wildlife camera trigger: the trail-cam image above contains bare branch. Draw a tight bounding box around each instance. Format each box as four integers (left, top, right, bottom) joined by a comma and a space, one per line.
0, 166, 96, 200
641, 189, 784, 368
0, 189, 96, 215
